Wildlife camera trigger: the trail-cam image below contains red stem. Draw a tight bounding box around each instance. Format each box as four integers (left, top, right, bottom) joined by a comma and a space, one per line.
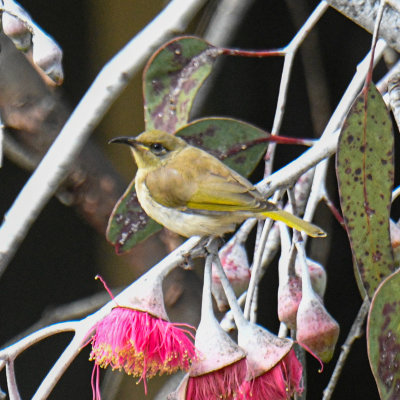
323, 197, 345, 229
220, 47, 285, 58
222, 135, 314, 158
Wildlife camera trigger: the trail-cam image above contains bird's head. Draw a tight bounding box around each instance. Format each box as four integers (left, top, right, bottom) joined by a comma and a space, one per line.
109, 130, 187, 170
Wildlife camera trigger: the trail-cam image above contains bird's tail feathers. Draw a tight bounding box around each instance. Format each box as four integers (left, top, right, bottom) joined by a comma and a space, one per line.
262, 210, 326, 238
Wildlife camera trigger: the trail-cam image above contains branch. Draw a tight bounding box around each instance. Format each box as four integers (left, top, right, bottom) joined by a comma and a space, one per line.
326, 0, 400, 52
264, 1, 329, 175
259, 39, 387, 197
0, 0, 208, 277
0, 236, 200, 399
191, 0, 257, 116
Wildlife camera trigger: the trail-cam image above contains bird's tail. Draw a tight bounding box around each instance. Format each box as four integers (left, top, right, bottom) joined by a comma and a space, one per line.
261, 209, 326, 238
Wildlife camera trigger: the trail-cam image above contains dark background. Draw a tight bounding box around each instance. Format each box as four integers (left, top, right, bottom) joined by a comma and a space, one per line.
0, 1, 394, 399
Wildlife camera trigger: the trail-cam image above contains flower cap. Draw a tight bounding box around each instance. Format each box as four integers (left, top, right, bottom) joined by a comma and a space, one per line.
190, 314, 245, 377
296, 293, 340, 363
238, 321, 293, 379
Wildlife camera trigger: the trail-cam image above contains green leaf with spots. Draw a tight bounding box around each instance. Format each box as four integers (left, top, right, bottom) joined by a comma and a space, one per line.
176, 117, 269, 177
143, 36, 221, 133
106, 180, 162, 254
368, 269, 400, 399
336, 83, 395, 298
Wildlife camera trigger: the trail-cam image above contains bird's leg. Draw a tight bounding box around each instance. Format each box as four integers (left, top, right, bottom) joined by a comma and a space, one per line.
204, 236, 224, 258
181, 236, 210, 269
180, 236, 224, 269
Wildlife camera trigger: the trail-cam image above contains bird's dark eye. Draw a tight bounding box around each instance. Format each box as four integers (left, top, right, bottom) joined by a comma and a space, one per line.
150, 142, 167, 155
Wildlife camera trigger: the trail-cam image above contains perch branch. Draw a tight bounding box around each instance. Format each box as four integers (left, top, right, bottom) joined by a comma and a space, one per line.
0, 0, 208, 277
0, 236, 200, 399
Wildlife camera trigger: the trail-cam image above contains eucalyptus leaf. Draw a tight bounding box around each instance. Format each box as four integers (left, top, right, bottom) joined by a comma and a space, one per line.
368, 269, 400, 399
336, 83, 395, 298
176, 117, 269, 177
143, 36, 221, 133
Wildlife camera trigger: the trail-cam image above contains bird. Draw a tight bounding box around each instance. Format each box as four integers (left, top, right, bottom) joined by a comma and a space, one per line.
109, 130, 326, 238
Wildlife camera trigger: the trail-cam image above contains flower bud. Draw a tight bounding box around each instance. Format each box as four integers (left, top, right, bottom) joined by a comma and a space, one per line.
296, 293, 339, 362
32, 27, 63, 85
278, 275, 302, 330
2, 12, 32, 51
295, 257, 327, 298
188, 252, 247, 399
237, 322, 302, 399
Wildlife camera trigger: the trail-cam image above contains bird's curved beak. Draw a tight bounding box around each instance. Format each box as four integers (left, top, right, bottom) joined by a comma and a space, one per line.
108, 136, 138, 147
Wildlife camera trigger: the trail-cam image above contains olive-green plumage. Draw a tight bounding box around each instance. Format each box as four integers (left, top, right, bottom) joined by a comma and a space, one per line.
110, 130, 326, 238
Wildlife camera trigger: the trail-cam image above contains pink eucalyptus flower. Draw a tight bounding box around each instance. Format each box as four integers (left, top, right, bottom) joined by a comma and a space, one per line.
186, 358, 247, 400
89, 276, 196, 399
237, 321, 303, 400
186, 250, 247, 400
237, 349, 302, 400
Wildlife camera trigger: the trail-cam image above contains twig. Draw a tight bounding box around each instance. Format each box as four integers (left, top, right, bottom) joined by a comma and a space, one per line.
264, 1, 329, 175
0, 118, 3, 168
0, 236, 200, 399
322, 296, 370, 400
259, 39, 387, 197
326, 0, 400, 52
365, 0, 387, 86
2, 132, 40, 171
301, 158, 329, 246
286, 0, 332, 135
0, 0, 208, 278
2, 288, 123, 348
244, 191, 282, 321
5, 360, 20, 400
392, 186, 400, 202
323, 195, 345, 227
0, 322, 79, 363
32, 326, 90, 400
191, 0, 256, 116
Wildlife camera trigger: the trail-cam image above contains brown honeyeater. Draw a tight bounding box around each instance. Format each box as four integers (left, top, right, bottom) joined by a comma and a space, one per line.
110, 130, 326, 238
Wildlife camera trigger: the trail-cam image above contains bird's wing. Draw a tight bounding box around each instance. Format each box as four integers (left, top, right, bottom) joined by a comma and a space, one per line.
145, 147, 275, 213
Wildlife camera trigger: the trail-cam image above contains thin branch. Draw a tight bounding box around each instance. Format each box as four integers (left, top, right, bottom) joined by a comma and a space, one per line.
286, 0, 332, 135
322, 296, 370, 400
5, 360, 21, 400
264, 1, 329, 175
244, 191, 282, 321
301, 158, 329, 246
32, 328, 89, 400
2, 288, 123, 348
0, 119, 3, 168
0, 322, 78, 367
259, 39, 387, 197
2, 131, 40, 170
0, 236, 200, 399
0, 0, 208, 277
191, 0, 257, 116
326, 0, 400, 52
392, 186, 400, 202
